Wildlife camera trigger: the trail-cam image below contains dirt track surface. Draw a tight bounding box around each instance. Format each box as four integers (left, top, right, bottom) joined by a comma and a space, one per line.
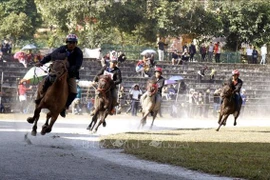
0, 113, 260, 180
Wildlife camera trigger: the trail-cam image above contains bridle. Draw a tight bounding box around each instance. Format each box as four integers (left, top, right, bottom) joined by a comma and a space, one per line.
49, 60, 68, 81
97, 77, 111, 93
147, 82, 158, 97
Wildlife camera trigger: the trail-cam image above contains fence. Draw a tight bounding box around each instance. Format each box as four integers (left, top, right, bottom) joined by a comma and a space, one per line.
101, 44, 242, 63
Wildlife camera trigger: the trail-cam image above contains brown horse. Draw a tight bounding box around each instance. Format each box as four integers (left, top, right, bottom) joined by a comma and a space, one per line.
138, 80, 161, 129
86, 75, 114, 132
216, 83, 242, 131
27, 59, 69, 136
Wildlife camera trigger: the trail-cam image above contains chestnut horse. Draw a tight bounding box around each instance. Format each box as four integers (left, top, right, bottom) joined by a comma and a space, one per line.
27, 59, 69, 136
138, 80, 161, 129
216, 83, 242, 131
86, 75, 114, 132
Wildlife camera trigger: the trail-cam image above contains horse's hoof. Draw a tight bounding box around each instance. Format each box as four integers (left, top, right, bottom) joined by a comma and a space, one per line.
216, 129, 219, 132
86, 126, 91, 130
41, 130, 46, 135
27, 117, 34, 124
31, 130, 37, 136
102, 121, 106, 127
234, 123, 237, 126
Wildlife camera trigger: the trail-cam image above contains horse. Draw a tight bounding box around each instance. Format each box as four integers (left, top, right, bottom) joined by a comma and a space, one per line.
216, 83, 242, 131
27, 59, 69, 136
86, 75, 114, 132
138, 80, 161, 129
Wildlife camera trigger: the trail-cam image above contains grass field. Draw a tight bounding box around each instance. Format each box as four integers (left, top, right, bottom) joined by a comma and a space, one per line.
100, 127, 270, 180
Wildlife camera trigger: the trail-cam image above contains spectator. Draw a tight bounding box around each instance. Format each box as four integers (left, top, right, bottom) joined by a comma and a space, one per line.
208, 42, 214, 62
34, 51, 43, 63
181, 48, 190, 74
157, 37, 167, 61
117, 85, 126, 114
197, 66, 208, 83
214, 42, 221, 63
210, 68, 217, 82
246, 45, 253, 64
135, 54, 150, 77
149, 53, 156, 67
72, 80, 82, 115
252, 46, 258, 64
171, 50, 180, 65
179, 81, 187, 94
213, 88, 221, 117
204, 89, 211, 118
129, 84, 142, 116
101, 52, 110, 67
260, 44, 267, 65
189, 42, 196, 62
198, 92, 204, 117
200, 44, 207, 62
86, 98, 94, 114
17, 79, 32, 113
240, 89, 248, 118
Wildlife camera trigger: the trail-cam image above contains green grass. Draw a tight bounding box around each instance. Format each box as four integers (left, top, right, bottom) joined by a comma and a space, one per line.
100, 128, 270, 180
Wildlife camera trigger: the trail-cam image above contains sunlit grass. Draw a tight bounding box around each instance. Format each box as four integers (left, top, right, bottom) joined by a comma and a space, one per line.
100, 127, 270, 180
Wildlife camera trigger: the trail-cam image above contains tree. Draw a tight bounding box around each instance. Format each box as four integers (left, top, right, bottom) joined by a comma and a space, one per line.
218, 0, 270, 50
0, 0, 41, 45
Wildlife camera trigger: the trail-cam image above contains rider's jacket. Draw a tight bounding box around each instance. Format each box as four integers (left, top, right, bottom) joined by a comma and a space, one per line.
150, 75, 165, 96
40, 45, 83, 79
94, 66, 122, 87
227, 77, 243, 94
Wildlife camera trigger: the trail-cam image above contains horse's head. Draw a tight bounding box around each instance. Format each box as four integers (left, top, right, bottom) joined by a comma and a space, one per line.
220, 84, 233, 98
49, 60, 69, 80
97, 75, 113, 93
146, 80, 158, 97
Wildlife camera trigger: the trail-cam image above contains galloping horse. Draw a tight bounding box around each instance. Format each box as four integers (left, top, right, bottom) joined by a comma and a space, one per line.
87, 75, 114, 132
27, 59, 69, 136
216, 83, 242, 131
138, 80, 161, 129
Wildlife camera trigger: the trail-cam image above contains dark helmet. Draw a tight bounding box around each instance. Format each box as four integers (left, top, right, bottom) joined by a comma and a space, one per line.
66, 34, 78, 43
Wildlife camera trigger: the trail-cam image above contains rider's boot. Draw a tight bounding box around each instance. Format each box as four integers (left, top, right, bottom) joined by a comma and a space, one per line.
60, 93, 77, 118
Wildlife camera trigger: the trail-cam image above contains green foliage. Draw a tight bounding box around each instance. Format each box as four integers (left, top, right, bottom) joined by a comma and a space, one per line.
0, 0, 41, 44
218, 0, 270, 50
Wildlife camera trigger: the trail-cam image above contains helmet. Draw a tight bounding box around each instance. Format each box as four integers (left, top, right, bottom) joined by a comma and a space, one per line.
66, 34, 78, 42
232, 69, 240, 76
155, 67, 162, 74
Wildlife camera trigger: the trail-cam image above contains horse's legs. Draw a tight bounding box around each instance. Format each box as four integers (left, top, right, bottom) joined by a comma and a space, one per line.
217, 112, 222, 124
41, 112, 52, 135
233, 111, 240, 126
150, 111, 158, 129
89, 114, 98, 131
138, 112, 150, 129
95, 113, 108, 132
41, 115, 58, 135
28, 107, 41, 136
216, 114, 229, 131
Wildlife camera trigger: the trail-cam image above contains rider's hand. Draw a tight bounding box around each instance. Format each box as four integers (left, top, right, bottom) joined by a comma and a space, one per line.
35, 62, 43, 67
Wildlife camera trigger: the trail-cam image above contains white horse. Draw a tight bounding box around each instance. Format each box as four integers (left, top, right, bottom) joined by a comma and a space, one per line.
138, 80, 161, 129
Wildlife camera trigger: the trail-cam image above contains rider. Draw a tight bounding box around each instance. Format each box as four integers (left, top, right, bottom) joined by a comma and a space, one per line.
149, 67, 165, 117
228, 69, 243, 109
150, 67, 165, 97
35, 34, 83, 118
93, 58, 122, 115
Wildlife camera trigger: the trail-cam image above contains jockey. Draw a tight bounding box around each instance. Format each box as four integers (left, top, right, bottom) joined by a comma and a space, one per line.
228, 69, 243, 109
150, 67, 165, 96
93, 58, 122, 115
35, 34, 83, 117
149, 67, 165, 117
